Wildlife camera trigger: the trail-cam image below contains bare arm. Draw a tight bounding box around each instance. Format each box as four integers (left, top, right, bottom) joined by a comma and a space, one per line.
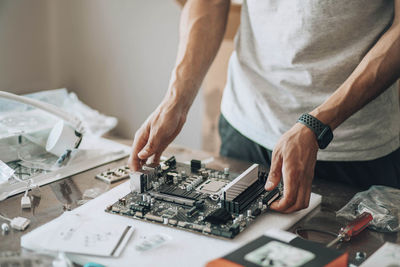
310, 1, 400, 129
129, 0, 230, 170
267, 0, 400, 213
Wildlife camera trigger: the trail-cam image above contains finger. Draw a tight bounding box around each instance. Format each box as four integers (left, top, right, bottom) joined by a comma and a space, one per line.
152, 151, 163, 165
265, 150, 282, 191
283, 182, 309, 213
129, 128, 150, 171
138, 132, 161, 160
270, 165, 299, 212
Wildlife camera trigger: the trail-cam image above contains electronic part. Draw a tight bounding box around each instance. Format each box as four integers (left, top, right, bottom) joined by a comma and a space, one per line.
149, 192, 197, 207
10, 217, 30, 231
96, 165, 130, 184
262, 187, 281, 206
164, 156, 176, 168
106, 159, 281, 239
130, 167, 158, 193
159, 185, 202, 200
21, 195, 31, 209
204, 208, 233, 225
1, 223, 9, 233
197, 180, 226, 194
222, 180, 265, 214
222, 164, 259, 201
190, 159, 201, 172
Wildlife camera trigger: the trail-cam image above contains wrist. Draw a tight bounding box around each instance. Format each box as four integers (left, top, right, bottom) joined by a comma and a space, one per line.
166, 70, 199, 114
292, 123, 319, 148
297, 113, 333, 149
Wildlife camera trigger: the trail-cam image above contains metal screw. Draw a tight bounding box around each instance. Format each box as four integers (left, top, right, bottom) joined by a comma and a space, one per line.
355, 251, 367, 261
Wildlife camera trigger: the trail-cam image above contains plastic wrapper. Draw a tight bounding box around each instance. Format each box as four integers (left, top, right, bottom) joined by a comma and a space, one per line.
0, 160, 15, 184
0, 88, 117, 138
336, 185, 400, 232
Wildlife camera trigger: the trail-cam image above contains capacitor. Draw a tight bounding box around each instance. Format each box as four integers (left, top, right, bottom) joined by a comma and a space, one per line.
142, 195, 147, 201
146, 195, 152, 203
247, 210, 252, 217
258, 201, 263, 209
224, 167, 230, 175
163, 218, 169, 224
173, 176, 178, 185
181, 171, 186, 178
151, 198, 155, 205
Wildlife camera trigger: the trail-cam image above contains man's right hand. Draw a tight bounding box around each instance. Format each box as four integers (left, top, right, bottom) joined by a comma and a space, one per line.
129, 97, 187, 171
128, 0, 229, 171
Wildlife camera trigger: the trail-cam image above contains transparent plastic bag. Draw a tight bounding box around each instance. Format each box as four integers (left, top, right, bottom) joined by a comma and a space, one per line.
0, 88, 117, 138
336, 185, 400, 232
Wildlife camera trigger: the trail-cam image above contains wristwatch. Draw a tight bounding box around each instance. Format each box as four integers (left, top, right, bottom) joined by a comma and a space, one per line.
297, 113, 333, 149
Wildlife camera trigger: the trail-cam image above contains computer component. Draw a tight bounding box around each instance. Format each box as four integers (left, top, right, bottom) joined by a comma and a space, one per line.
96, 166, 130, 184
105, 156, 281, 239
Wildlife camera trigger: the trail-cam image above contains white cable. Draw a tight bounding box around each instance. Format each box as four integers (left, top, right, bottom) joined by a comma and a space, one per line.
0, 91, 83, 132
0, 213, 11, 222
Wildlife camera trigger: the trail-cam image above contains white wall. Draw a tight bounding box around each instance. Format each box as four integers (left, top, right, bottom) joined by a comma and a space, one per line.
0, 0, 56, 94
1, 0, 203, 149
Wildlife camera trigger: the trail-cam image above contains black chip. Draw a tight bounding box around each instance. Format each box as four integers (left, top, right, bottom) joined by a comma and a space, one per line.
191, 159, 202, 171
252, 208, 261, 216
204, 208, 233, 225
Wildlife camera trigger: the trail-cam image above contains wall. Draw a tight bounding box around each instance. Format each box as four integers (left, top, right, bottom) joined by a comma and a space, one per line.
0, 0, 56, 94
1, 0, 203, 149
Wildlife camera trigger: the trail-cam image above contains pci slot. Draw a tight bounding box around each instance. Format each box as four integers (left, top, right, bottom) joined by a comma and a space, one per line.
149, 192, 196, 207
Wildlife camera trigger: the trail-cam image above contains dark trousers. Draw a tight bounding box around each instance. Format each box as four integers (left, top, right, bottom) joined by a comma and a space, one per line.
219, 115, 400, 189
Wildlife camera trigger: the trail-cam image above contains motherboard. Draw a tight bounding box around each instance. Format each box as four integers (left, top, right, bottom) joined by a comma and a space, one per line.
105, 156, 281, 239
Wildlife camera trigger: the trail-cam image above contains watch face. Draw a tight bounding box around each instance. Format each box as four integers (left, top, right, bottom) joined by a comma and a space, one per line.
318, 127, 333, 149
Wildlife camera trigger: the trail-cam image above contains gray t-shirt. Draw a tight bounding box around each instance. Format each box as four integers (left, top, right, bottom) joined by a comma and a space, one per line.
221, 0, 400, 161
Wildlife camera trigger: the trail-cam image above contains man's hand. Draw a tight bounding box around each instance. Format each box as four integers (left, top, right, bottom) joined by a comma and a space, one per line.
265, 123, 319, 213
128, 98, 187, 171
128, 0, 229, 171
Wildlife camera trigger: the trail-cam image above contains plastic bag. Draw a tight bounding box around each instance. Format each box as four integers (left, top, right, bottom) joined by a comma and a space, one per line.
0, 160, 14, 184
336, 185, 400, 232
0, 88, 117, 138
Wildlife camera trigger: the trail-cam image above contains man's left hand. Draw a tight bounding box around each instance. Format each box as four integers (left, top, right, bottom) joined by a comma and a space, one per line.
265, 123, 319, 213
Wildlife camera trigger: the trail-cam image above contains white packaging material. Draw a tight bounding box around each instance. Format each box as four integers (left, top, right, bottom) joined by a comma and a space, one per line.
0, 160, 14, 184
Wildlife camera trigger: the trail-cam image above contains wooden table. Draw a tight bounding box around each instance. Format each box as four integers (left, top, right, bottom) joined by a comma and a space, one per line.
1, 143, 399, 266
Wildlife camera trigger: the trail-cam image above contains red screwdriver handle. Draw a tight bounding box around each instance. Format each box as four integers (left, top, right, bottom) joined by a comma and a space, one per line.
339, 212, 373, 241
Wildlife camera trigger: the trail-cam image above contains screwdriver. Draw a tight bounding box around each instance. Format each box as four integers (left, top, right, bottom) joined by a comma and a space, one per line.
327, 212, 373, 248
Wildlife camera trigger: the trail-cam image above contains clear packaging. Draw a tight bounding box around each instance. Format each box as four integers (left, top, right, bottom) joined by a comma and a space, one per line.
135, 233, 172, 252
0, 160, 15, 184
336, 185, 400, 232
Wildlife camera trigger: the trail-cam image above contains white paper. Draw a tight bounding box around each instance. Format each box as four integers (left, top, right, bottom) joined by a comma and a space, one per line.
360, 242, 400, 267
39, 213, 134, 257
22, 181, 322, 267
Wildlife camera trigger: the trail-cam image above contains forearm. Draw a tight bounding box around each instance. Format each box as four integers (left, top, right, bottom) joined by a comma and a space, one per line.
310, 12, 400, 130
166, 0, 230, 112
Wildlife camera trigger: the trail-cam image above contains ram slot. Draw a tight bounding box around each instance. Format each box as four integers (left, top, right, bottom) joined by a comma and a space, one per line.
222, 164, 259, 201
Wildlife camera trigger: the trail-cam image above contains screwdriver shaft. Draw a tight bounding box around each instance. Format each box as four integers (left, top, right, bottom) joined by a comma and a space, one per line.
326, 235, 342, 248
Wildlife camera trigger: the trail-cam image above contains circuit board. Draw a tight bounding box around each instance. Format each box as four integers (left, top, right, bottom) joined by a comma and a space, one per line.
105, 156, 281, 239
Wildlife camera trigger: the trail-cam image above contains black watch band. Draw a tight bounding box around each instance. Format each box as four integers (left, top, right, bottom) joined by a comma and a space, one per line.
297, 113, 333, 149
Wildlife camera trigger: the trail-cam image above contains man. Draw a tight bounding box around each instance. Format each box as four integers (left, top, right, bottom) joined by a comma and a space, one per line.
130, 0, 400, 213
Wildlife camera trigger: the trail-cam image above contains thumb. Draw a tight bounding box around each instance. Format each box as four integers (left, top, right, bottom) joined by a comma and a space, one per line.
265, 154, 282, 191
138, 137, 160, 159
